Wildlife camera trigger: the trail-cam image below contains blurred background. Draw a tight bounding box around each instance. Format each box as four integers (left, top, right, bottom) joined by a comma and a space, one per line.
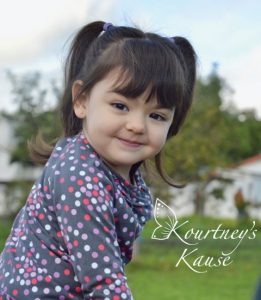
0, 1, 260, 299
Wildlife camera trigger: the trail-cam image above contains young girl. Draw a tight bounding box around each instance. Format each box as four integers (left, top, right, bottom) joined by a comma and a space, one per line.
0, 21, 196, 299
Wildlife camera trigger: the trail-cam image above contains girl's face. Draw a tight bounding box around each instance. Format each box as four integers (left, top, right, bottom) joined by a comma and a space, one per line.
73, 69, 174, 181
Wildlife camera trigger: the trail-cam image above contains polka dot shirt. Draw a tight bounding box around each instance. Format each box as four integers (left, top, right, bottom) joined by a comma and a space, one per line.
0, 131, 153, 299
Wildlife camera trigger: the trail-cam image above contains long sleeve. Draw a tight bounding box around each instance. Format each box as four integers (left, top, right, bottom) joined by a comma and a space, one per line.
51, 165, 134, 299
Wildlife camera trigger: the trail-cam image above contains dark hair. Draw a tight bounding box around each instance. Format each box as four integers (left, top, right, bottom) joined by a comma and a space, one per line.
29, 21, 197, 187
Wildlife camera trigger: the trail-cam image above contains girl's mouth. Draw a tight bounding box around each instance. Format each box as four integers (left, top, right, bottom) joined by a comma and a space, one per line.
117, 138, 143, 148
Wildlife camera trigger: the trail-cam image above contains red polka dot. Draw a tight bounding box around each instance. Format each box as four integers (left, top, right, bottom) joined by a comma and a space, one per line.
92, 190, 98, 197
98, 244, 105, 251
106, 184, 112, 191
121, 284, 127, 291
96, 284, 102, 290
103, 226, 109, 233
83, 198, 90, 205
31, 278, 38, 285
80, 155, 86, 160
69, 293, 74, 299
68, 186, 74, 193
77, 179, 84, 186
57, 231, 62, 238
49, 251, 55, 256
75, 286, 82, 293
113, 296, 120, 300
45, 276, 52, 283
93, 176, 99, 183
43, 185, 48, 192
12, 290, 18, 296
59, 177, 65, 183
105, 277, 112, 284
39, 213, 45, 220
84, 214, 91, 221
64, 269, 71, 276
84, 276, 90, 283
64, 205, 70, 212
73, 240, 79, 247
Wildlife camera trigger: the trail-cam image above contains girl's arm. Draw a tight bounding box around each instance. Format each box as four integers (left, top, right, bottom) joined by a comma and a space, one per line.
53, 168, 134, 300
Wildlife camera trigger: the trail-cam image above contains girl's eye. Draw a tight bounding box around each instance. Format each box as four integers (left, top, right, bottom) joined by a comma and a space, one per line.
111, 103, 128, 111
150, 113, 166, 121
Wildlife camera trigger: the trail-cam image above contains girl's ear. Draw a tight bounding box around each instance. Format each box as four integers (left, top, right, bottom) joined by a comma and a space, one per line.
72, 80, 88, 119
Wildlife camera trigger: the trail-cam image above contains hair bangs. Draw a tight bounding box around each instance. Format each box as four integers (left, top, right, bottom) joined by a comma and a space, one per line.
92, 38, 186, 110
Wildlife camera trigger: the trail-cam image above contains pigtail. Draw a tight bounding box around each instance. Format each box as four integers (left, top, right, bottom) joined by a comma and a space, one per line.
168, 37, 197, 137
61, 21, 105, 137
28, 21, 106, 165
65, 21, 105, 84
153, 37, 197, 188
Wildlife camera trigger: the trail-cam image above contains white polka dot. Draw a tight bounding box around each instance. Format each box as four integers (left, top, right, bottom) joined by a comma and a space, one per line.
55, 258, 61, 264
55, 285, 62, 292
102, 204, 107, 211
32, 286, 38, 293
115, 279, 121, 285
75, 200, 81, 207
91, 262, 98, 269
20, 279, 25, 285
103, 289, 110, 295
87, 183, 93, 190
45, 224, 51, 231
104, 268, 111, 274
75, 191, 81, 198
84, 245, 90, 251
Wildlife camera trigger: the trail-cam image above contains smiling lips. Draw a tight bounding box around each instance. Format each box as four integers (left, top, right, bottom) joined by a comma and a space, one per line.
117, 137, 143, 148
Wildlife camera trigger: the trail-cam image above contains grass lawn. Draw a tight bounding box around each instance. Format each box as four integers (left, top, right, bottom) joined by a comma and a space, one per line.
126, 216, 261, 300
0, 215, 260, 299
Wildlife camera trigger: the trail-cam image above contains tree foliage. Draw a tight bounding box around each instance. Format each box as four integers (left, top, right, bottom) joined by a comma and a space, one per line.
4, 71, 62, 165
163, 66, 261, 183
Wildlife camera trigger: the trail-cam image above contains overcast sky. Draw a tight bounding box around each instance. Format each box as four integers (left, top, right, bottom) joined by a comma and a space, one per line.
0, 0, 260, 117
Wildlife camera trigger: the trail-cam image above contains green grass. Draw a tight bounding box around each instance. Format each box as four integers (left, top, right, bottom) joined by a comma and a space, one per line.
126, 216, 261, 300
0, 216, 260, 299
0, 218, 13, 250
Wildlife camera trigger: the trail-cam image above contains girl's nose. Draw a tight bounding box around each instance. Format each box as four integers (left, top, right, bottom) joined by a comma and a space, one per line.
125, 113, 146, 134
